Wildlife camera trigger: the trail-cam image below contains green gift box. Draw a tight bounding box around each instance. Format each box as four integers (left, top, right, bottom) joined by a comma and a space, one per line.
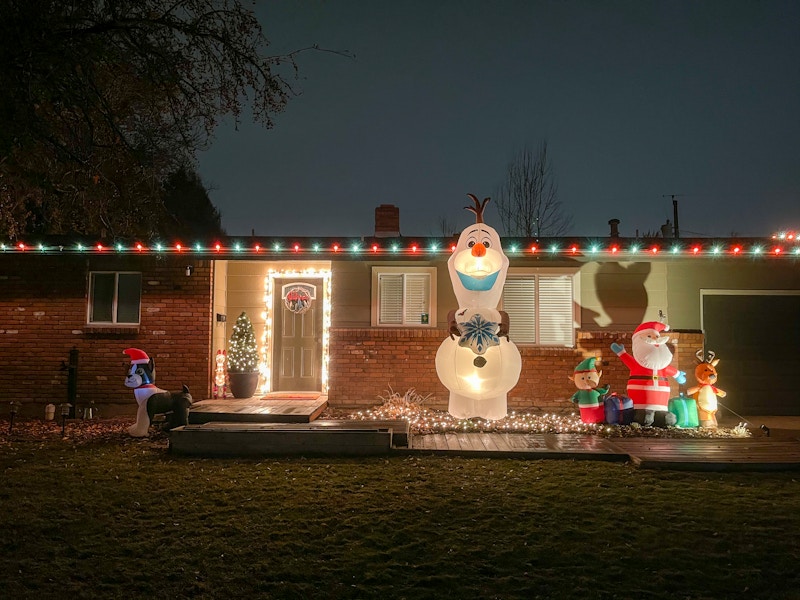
669, 394, 699, 428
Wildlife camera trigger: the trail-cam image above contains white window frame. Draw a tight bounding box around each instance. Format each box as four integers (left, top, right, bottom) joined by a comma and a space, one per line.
87, 271, 142, 325
371, 266, 437, 327
501, 268, 580, 347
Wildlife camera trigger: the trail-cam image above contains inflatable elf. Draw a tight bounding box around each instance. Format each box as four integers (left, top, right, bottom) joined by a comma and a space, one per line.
568, 357, 609, 424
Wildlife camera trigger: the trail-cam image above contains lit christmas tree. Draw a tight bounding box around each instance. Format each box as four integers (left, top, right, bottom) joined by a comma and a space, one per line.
228, 311, 258, 373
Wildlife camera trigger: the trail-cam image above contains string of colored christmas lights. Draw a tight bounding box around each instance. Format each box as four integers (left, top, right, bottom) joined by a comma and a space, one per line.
2, 239, 800, 258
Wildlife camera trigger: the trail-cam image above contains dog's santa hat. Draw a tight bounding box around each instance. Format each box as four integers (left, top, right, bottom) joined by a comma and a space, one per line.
632, 321, 669, 337
124, 348, 150, 364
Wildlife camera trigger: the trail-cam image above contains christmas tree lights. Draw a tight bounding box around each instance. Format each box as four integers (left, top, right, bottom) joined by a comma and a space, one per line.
228, 311, 258, 373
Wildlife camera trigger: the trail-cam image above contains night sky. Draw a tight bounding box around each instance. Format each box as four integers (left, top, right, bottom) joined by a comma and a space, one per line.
196, 1, 800, 239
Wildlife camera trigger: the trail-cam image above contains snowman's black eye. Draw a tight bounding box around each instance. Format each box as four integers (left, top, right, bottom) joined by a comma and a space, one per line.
483, 240, 491, 248
467, 240, 475, 247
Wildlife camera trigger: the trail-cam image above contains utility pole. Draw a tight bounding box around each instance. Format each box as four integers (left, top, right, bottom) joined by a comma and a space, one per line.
662, 194, 684, 238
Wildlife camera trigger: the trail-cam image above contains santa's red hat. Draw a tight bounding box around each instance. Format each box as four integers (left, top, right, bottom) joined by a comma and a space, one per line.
632, 321, 669, 336
123, 348, 150, 364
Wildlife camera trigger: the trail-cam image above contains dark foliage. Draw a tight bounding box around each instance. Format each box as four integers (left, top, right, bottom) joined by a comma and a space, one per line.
0, 0, 297, 238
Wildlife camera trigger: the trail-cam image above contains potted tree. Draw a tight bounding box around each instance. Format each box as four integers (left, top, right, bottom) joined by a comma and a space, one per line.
227, 311, 260, 398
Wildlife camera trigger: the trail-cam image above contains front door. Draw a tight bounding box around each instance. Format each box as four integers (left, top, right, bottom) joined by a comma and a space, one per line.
272, 279, 323, 391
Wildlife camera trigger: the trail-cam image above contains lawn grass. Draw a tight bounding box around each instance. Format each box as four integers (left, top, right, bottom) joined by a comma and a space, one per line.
1, 424, 799, 599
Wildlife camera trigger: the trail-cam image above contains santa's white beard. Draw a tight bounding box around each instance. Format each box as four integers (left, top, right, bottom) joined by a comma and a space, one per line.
632, 338, 673, 370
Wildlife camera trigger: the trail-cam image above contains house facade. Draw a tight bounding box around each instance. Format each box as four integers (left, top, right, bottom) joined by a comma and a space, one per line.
2, 227, 799, 418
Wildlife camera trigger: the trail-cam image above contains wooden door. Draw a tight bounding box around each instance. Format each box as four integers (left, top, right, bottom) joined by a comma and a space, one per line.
272, 279, 323, 391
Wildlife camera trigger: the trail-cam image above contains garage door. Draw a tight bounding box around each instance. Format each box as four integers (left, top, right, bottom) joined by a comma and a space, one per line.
702, 292, 800, 416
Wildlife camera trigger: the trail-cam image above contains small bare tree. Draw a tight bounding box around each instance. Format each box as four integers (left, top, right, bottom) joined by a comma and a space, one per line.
494, 141, 572, 238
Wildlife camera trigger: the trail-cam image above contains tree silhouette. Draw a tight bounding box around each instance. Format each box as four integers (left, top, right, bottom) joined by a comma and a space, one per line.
0, 0, 326, 237
494, 141, 572, 238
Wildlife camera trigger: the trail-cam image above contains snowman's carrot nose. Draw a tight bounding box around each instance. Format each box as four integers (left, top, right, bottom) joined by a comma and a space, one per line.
471, 243, 487, 257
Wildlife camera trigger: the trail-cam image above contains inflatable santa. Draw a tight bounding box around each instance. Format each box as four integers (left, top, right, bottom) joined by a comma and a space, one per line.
124, 348, 192, 437
610, 321, 686, 427
435, 195, 521, 420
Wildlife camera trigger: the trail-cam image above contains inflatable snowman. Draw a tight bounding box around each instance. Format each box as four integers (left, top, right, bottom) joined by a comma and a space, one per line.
435, 194, 522, 420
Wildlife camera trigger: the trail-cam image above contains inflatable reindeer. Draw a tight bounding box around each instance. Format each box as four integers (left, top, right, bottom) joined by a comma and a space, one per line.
687, 349, 726, 429
124, 348, 192, 437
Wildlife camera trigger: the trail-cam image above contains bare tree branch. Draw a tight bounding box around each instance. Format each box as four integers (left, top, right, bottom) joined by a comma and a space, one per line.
494, 141, 572, 238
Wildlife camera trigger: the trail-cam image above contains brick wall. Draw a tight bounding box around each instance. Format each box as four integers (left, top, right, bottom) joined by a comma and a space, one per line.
0, 255, 214, 418
328, 327, 703, 413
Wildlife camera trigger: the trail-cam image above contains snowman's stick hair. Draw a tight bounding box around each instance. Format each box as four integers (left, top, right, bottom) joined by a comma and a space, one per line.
465, 194, 490, 224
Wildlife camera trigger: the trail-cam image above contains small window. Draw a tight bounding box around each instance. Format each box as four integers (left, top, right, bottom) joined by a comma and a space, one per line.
88, 272, 142, 325
502, 272, 576, 346
372, 267, 436, 326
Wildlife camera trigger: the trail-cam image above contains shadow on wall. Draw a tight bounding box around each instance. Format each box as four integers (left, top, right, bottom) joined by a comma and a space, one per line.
591, 262, 651, 329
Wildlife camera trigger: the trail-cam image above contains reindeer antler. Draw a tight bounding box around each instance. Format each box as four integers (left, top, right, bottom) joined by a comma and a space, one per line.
706, 350, 716, 364
465, 194, 490, 224
695, 349, 704, 363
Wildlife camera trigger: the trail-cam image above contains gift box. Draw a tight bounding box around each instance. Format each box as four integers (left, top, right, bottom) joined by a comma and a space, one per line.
668, 394, 699, 428
604, 393, 634, 425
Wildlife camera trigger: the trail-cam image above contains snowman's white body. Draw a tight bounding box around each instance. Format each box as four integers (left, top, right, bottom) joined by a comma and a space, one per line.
435, 218, 521, 420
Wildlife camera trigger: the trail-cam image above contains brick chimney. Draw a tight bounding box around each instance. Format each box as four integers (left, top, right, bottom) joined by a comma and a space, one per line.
374, 204, 400, 237
608, 218, 620, 238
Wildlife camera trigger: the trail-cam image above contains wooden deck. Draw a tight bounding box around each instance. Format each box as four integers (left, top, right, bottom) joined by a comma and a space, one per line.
604, 437, 800, 471
170, 422, 401, 457
405, 433, 626, 461
188, 396, 328, 424
174, 399, 800, 469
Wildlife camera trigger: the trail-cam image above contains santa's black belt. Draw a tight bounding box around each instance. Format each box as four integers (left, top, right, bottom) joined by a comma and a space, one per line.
629, 375, 668, 382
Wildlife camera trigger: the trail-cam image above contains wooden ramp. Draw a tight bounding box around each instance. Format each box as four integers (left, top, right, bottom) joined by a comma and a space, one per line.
605, 437, 800, 471
188, 396, 327, 424
405, 433, 626, 461
169, 420, 409, 457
